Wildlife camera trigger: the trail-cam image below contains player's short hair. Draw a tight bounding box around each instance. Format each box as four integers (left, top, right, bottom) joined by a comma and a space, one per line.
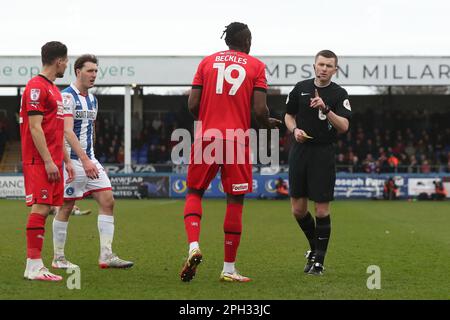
315, 50, 338, 66
41, 41, 67, 66
74, 54, 98, 74
221, 22, 251, 49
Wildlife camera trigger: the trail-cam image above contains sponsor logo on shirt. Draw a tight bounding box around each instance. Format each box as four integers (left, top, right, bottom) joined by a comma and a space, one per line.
232, 183, 248, 192
75, 110, 96, 120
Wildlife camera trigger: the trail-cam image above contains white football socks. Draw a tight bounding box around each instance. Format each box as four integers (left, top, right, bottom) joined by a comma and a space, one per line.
189, 241, 199, 253
52, 219, 68, 258
98, 214, 114, 259
26, 258, 44, 272
223, 262, 235, 274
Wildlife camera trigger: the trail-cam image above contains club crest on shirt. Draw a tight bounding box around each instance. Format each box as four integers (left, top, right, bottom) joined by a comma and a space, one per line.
30, 89, 40, 101
40, 189, 48, 200
66, 187, 75, 196
343, 99, 351, 111
63, 95, 72, 107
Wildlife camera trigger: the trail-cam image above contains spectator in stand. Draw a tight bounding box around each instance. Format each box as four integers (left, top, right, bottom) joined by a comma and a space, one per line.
157, 145, 170, 163
354, 139, 365, 162
366, 138, 375, 157
335, 139, 345, 155
348, 152, 359, 173
106, 146, 116, 163
363, 154, 378, 173
387, 153, 399, 173
404, 141, 416, 158
147, 144, 157, 163
0, 125, 8, 159
152, 116, 162, 133
377, 150, 389, 173
336, 153, 347, 172
420, 159, 431, 173
407, 154, 418, 173
116, 143, 125, 164
398, 153, 408, 173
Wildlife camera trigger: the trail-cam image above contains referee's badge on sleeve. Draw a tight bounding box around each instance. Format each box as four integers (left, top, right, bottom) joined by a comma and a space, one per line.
343, 99, 351, 111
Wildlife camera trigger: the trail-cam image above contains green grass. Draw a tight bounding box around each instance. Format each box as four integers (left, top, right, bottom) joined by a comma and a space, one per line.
0, 199, 449, 300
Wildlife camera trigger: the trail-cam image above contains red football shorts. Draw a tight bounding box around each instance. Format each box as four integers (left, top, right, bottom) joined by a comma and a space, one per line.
186, 139, 252, 195
23, 164, 64, 206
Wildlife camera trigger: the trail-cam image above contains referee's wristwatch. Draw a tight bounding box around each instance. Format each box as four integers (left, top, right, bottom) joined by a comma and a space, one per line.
321, 105, 331, 115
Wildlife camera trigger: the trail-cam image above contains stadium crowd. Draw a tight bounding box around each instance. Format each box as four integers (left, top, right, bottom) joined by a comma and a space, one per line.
0, 114, 9, 160
94, 112, 178, 165
93, 107, 450, 173
333, 109, 450, 173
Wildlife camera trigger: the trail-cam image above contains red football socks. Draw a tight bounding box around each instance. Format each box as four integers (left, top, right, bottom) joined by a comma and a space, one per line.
223, 203, 243, 263
26, 213, 47, 259
183, 193, 203, 243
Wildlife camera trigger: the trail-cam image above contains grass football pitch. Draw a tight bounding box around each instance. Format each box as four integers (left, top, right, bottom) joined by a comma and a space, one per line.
0, 199, 449, 300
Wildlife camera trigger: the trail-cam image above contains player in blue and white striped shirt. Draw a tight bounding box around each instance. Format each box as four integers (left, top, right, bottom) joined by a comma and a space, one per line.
52, 54, 133, 270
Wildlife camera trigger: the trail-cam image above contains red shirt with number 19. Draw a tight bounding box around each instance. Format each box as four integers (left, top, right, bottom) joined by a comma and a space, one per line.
20, 75, 65, 165
192, 50, 267, 140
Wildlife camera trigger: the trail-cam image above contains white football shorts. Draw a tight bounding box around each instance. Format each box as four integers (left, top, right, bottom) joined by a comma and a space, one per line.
63, 158, 112, 200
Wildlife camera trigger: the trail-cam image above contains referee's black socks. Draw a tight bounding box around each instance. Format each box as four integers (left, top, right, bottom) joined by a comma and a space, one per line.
295, 211, 316, 252
314, 215, 331, 265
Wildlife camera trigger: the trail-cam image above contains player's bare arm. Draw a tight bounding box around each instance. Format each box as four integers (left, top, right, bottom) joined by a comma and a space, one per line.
188, 88, 202, 119
252, 90, 281, 129
63, 137, 75, 183
93, 121, 96, 146
284, 113, 309, 143
325, 111, 349, 134
29, 114, 60, 182
64, 115, 99, 179
310, 89, 349, 134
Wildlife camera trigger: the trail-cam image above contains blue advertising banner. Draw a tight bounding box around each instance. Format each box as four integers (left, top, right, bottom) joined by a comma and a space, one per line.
170, 173, 448, 199
2, 173, 448, 200
170, 174, 284, 199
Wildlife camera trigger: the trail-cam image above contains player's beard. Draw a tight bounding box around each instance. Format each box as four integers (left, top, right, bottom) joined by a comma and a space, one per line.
55, 71, 65, 78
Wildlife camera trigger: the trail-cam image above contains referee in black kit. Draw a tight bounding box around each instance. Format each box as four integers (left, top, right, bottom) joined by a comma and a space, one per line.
284, 50, 352, 275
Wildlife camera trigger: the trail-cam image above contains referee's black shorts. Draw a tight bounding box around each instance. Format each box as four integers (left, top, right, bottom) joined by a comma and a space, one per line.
288, 142, 336, 202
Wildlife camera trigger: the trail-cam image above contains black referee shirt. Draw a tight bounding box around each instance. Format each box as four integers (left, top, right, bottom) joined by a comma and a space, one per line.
286, 78, 352, 144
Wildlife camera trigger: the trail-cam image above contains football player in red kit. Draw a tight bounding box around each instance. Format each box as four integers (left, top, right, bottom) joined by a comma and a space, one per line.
20, 41, 74, 281
180, 22, 280, 282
